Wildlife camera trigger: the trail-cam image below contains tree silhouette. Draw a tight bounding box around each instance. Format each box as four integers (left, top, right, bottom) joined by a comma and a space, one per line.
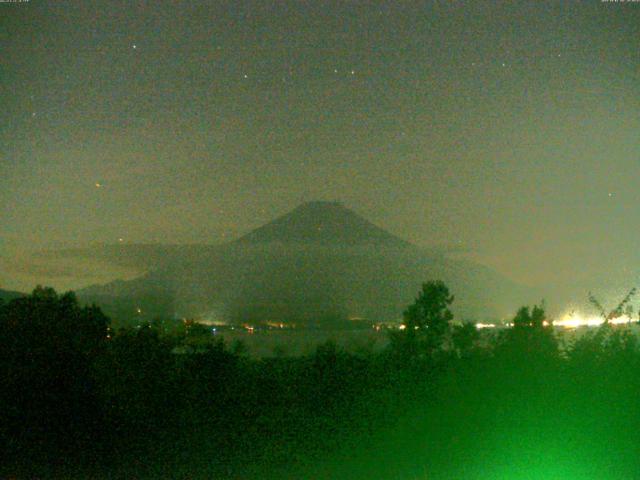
512, 304, 546, 329
392, 281, 454, 359
589, 288, 637, 323
0, 285, 109, 357
496, 303, 558, 362
452, 321, 481, 358
0, 287, 111, 467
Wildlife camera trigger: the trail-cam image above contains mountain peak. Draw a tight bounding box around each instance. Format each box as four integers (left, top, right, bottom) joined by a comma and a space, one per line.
294, 200, 345, 210
235, 201, 411, 248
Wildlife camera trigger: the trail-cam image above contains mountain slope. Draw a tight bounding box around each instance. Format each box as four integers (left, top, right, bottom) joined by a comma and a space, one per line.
77, 202, 531, 324
236, 201, 411, 248
0, 288, 25, 303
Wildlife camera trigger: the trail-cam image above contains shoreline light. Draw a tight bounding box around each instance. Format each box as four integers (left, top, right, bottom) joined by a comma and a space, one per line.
555, 312, 635, 329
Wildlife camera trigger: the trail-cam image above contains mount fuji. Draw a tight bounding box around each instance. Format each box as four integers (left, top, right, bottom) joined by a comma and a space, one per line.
77, 201, 531, 325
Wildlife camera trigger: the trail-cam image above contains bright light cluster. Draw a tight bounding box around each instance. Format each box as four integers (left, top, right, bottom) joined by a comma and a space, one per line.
555, 311, 635, 329
475, 323, 496, 329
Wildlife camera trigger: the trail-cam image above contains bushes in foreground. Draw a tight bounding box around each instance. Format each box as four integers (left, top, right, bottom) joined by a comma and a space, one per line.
1, 286, 640, 479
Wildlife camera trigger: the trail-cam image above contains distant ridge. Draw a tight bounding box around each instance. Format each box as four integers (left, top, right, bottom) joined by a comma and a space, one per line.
0, 288, 25, 303
235, 201, 411, 248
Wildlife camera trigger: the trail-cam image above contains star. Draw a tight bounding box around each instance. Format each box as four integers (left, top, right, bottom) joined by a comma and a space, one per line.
132, 44, 137, 49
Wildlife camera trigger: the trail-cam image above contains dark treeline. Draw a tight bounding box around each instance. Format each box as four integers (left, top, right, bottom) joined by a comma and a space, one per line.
2, 283, 640, 479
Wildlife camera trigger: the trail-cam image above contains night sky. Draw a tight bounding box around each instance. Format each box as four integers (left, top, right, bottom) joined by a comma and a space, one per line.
2, 1, 639, 295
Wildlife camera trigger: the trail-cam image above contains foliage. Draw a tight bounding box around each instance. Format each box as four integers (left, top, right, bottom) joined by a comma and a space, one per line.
589, 287, 637, 323
495, 303, 559, 363
4, 284, 640, 479
390, 280, 454, 359
451, 321, 481, 358
0, 287, 111, 471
